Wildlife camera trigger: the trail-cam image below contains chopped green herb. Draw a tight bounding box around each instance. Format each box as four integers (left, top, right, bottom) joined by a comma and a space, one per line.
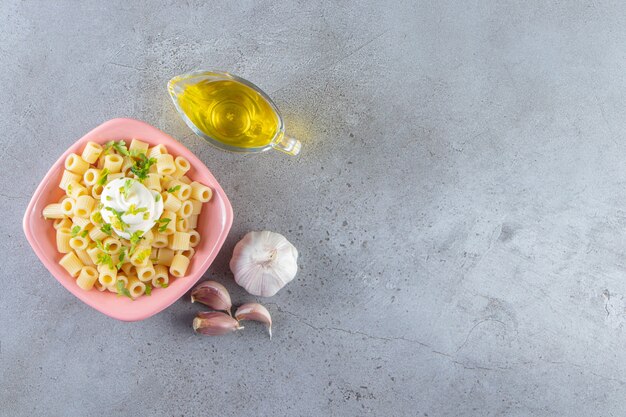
112, 141, 129, 156
129, 230, 144, 245
67, 184, 73, 193
157, 218, 171, 233
130, 153, 156, 181
126, 204, 148, 216
159, 282, 168, 289
121, 179, 133, 199
143, 212, 150, 220
80, 230, 89, 238
144, 283, 152, 296
92, 211, 103, 224
70, 225, 81, 237
128, 230, 144, 255
97, 168, 110, 186
102, 141, 114, 154
100, 223, 112, 235
155, 193, 161, 202
135, 248, 152, 264
106, 196, 112, 201
116, 247, 127, 269
116, 280, 133, 299
167, 185, 181, 193
95, 240, 105, 251
97, 252, 114, 269
105, 207, 129, 231
130, 149, 146, 158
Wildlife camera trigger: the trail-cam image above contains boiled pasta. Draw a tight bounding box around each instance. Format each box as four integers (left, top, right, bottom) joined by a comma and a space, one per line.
147, 144, 168, 159
65, 153, 90, 175
43, 138, 213, 299
170, 253, 190, 277
59, 170, 81, 191
74, 195, 95, 218
168, 232, 190, 251
103, 154, 123, 172
56, 228, 72, 253
189, 181, 212, 202
156, 154, 176, 175
76, 266, 98, 290
136, 261, 155, 282
43, 203, 65, 219
59, 251, 84, 277
81, 141, 103, 164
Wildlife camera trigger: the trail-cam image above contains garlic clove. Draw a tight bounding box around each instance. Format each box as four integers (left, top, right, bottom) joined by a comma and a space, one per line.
235, 303, 272, 339
191, 280, 232, 315
230, 231, 298, 297
193, 311, 243, 336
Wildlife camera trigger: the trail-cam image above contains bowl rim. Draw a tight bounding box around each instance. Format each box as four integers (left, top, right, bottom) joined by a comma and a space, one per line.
22, 118, 233, 321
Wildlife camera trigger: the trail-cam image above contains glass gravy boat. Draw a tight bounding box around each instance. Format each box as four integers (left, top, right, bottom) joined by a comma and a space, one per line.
168, 71, 301, 156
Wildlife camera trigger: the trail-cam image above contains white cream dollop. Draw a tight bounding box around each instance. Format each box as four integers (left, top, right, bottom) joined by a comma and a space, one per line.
100, 177, 164, 239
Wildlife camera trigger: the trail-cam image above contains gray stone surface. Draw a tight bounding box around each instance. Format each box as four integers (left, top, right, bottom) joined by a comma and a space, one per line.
3, 0, 626, 415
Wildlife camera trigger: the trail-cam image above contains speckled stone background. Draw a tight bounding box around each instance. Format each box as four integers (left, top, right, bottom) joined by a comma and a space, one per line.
4, 1, 626, 416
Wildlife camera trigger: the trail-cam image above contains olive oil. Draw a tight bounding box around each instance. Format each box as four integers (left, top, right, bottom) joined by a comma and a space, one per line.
177, 79, 280, 149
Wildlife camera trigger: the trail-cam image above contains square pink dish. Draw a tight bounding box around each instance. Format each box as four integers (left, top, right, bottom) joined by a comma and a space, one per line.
22, 118, 233, 321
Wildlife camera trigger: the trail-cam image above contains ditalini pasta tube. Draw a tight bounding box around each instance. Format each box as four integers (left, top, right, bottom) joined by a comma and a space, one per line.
65, 153, 90, 175
43, 203, 65, 219
76, 266, 98, 290
189, 181, 212, 202
168, 232, 191, 251
136, 261, 156, 282
169, 253, 190, 277
152, 265, 169, 287
59, 252, 84, 277
81, 142, 103, 164
127, 277, 146, 299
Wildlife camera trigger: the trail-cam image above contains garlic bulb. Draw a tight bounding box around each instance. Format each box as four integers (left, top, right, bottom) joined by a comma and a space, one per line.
230, 231, 298, 297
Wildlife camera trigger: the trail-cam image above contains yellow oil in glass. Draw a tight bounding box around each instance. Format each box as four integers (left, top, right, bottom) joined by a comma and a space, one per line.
177, 79, 280, 148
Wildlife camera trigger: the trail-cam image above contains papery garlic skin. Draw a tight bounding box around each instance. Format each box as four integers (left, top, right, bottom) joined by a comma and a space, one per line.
193, 311, 243, 336
191, 280, 232, 315
230, 231, 298, 297
235, 303, 272, 339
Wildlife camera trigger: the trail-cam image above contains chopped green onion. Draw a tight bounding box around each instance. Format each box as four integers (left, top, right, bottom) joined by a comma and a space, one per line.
121, 179, 133, 199
157, 218, 171, 233
167, 185, 181, 193
97, 168, 110, 186
116, 247, 126, 269
130, 153, 156, 181
112, 141, 129, 156
116, 280, 133, 299
135, 248, 152, 263
100, 223, 112, 235
128, 230, 144, 255
105, 207, 129, 231
126, 204, 148, 216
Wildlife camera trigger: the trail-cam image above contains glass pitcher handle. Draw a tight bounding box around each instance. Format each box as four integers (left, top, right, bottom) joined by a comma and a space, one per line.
272, 133, 301, 156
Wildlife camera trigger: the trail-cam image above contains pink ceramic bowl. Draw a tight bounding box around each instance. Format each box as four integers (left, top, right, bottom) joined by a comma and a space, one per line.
22, 118, 233, 321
